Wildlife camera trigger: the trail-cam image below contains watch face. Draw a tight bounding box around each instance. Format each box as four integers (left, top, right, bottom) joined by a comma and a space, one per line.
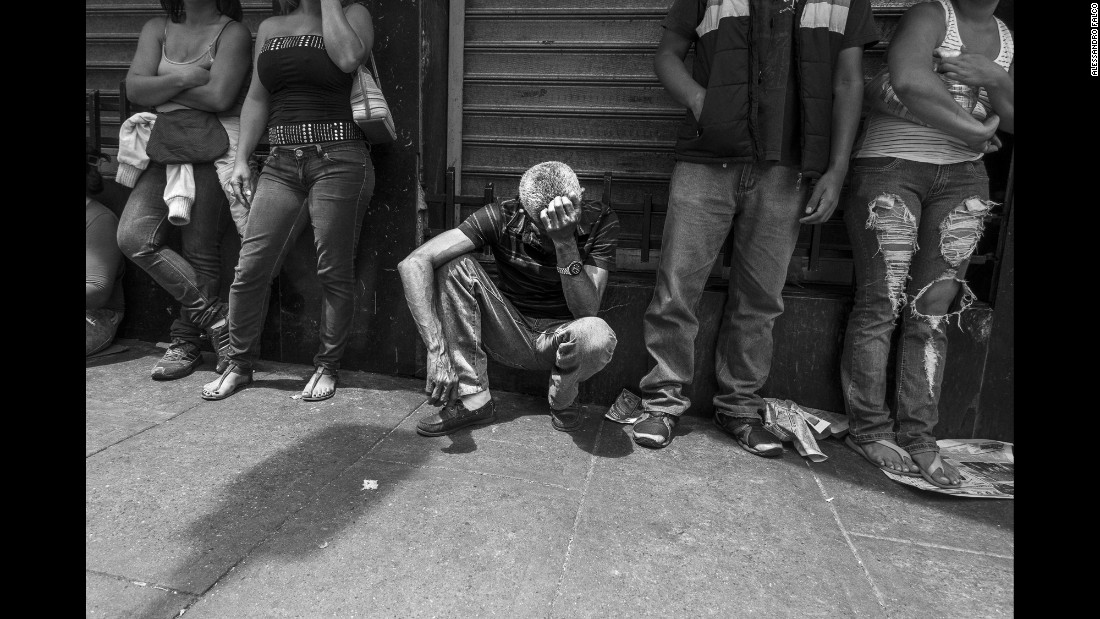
569, 261, 582, 275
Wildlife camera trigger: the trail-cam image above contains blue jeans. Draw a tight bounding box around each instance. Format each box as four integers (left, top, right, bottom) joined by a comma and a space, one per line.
86, 309, 124, 356
436, 255, 617, 408
226, 140, 374, 372
639, 161, 808, 420
117, 161, 230, 347
841, 157, 992, 455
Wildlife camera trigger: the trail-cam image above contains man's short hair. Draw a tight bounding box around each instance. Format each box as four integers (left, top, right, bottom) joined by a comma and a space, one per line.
518, 161, 581, 215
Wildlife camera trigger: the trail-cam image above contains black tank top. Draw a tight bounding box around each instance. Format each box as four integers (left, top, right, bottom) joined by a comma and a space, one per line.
257, 35, 356, 128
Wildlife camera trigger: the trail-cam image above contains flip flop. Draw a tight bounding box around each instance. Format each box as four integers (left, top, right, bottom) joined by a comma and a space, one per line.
916, 451, 964, 489
302, 367, 338, 402
201, 366, 253, 401
844, 436, 921, 478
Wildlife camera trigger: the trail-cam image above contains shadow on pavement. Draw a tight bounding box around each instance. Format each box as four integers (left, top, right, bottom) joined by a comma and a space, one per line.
134, 422, 428, 618
442, 427, 479, 454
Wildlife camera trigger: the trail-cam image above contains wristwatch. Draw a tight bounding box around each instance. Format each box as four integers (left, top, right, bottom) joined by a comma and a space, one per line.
556, 260, 583, 276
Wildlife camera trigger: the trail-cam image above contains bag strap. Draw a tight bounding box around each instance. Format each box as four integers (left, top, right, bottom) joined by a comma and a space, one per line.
367, 51, 382, 89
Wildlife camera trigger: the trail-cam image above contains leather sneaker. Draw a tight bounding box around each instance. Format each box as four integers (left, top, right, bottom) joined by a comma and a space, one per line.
151, 339, 204, 381
416, 399, 496, 437
632, 411, 677, 449
549, 401, 585, 432
714, 414, 783, 457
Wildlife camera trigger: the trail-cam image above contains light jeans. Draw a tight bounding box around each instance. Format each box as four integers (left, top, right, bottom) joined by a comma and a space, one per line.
639, 160, 808, 420
435, 255, 617, 409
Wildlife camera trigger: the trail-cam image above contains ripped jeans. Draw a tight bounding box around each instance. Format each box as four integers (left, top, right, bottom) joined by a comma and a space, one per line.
841, 157, 993, 455
436, 255, 617, 409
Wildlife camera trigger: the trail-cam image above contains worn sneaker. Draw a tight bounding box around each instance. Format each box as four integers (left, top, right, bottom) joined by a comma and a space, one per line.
150, 339, 204, 381
632, 411, 677, 449
714, 414, 783, 457
549, 401, 585, 432
416, 399, 497, 437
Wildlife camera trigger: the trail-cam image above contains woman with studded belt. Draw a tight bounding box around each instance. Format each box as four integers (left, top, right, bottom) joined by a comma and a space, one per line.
202, 0, 375, 401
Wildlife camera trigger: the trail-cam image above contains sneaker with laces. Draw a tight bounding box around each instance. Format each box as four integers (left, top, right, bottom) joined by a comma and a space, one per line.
549, 401, 585, 432
632, 411, 677, 449
151, 339, 204, 381
416, 399, 497, 437
714, 414, 783, 457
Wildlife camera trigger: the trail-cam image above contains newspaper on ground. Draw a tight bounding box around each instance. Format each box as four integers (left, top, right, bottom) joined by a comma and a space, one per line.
763, 398, 849, 462
606, 390, 1013, 497
881, 439, 1014, 499
606, 391, 850, 462
605, 389, 643, 424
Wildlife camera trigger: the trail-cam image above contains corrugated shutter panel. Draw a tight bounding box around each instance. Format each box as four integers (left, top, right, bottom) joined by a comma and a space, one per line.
85, 1, 271, 149
454, 0, 918, 281
459, 0, 677, 205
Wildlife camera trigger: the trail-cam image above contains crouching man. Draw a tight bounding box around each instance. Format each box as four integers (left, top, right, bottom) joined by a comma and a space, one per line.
398, 161, 621, 436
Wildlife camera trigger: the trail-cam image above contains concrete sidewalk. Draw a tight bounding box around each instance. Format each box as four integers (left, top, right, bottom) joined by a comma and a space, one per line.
87, 340, 1013, 618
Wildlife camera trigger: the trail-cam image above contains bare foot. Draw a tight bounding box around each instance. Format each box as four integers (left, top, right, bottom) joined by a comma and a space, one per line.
911, 451, 962, 486
302, 371, 336, 400
861, 441, 920, 474
202, 370, 250, 399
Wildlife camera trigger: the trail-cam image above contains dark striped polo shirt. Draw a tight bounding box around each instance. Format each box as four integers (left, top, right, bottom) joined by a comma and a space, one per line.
457, 198, 620, 320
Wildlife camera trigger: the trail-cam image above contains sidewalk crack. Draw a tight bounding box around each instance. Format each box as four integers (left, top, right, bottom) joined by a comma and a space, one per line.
805, 460, 891, 617
85, 369, 280, 460
547, 419, 606, 618
86, 569, 201, 597
848, 532, 1014, 560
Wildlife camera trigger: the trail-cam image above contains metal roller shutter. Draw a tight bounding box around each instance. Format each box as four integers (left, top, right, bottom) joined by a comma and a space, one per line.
85, 1, 272, 151
448, 0, 921, 281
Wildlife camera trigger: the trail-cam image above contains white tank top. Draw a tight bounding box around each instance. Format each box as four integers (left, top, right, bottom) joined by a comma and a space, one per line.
854, 0, 1013, 164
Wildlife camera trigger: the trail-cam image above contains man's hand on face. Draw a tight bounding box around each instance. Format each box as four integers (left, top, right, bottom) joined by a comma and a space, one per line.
540, 189, 584, 245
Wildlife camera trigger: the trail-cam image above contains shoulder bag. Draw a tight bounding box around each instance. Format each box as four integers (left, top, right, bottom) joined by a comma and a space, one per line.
351, 52, 397, 144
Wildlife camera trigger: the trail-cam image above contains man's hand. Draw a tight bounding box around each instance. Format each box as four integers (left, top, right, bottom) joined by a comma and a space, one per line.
800, 168, 846, 225
689, 88, 706, 123
540, 189, 584, 244
425, 345, 458, 406
936, 51, 1005, 90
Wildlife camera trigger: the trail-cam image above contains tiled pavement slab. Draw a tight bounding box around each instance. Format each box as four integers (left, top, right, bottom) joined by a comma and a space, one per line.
852, 535, 1014, 618
86, 361, 428, 597
368, 390, 605, 491
85, 341, 224, 417
88, 347, 1013, 617
550, 417, 887, 617
86, 571, 198, 619
86, 342, 227, 455
807, 439, 1014, 557
183, 459, 581, 618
